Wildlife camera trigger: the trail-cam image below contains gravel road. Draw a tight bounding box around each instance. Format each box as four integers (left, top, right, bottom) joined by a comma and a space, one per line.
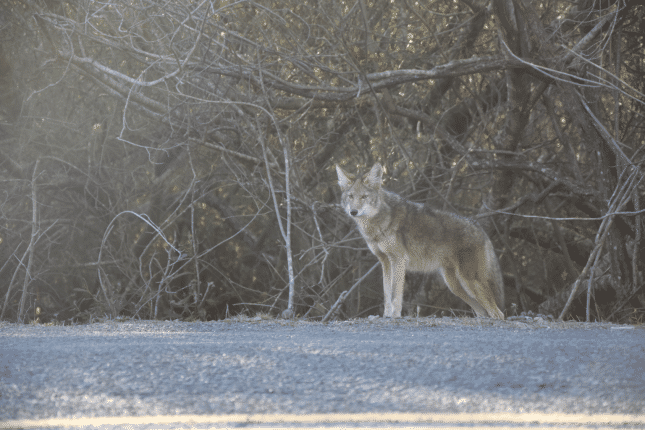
1, 316, 644, 425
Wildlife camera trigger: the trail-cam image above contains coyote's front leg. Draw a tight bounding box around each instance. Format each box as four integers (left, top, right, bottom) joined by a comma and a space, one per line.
376, 252, 394, 317
390, 256, 407, 318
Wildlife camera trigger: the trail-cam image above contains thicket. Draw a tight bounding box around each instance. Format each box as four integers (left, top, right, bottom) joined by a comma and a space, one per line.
0, 0, 643, 323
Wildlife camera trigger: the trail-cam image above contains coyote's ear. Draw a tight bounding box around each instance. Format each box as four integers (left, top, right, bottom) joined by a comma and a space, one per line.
335, 164, 354, 190
364, 163, 383, 187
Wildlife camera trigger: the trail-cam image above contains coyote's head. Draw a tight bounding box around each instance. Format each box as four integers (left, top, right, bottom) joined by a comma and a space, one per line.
335, 163, 384, 219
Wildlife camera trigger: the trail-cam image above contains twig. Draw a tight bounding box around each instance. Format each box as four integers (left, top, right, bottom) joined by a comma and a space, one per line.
558, 219, 611, 321
559, 170, 639, 320
192, 137, 278, 168
17, 159, 41, 322
322, 263, 379, 323
0, 244, 28, 320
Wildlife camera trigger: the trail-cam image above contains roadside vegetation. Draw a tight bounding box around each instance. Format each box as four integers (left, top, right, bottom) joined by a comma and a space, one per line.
0, 0, 643, 324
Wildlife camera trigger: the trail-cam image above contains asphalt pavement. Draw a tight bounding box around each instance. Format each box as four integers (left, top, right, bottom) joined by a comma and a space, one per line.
0, 317, 644, 428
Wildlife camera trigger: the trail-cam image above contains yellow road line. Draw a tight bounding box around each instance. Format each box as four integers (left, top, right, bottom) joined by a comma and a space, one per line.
1, 412, 644, 429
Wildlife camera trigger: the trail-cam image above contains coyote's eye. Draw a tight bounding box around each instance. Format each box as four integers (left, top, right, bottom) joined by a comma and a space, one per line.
360, 195, 367, 200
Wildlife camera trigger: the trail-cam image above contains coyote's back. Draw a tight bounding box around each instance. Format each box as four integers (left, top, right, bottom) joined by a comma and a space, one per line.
336, 163, 504, 319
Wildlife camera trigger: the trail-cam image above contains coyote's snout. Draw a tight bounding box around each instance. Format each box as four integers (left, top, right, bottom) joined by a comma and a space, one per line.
336, 163, 505, 319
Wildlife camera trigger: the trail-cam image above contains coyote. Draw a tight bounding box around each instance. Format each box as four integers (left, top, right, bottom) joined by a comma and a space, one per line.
336, 163, 505, 319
